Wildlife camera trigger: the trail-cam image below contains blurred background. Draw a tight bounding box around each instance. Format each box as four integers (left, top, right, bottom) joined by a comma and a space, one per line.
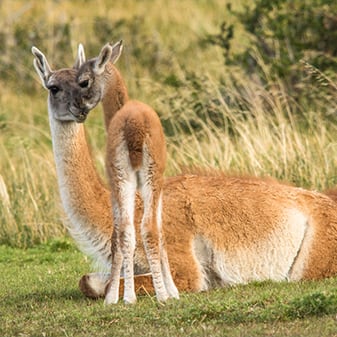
0, 0, 337, 247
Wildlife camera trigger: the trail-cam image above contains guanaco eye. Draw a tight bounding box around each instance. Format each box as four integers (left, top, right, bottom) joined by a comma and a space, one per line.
48, 85, 60, 95
79, 79, 89, 88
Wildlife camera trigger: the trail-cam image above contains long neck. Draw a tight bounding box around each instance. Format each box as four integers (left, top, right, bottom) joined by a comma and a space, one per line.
48, 112, 113, 267
101, 63, 129, 130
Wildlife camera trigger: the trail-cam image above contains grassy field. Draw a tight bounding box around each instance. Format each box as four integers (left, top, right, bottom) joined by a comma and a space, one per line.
1, 0, 337, 336
1, 240, 337, 337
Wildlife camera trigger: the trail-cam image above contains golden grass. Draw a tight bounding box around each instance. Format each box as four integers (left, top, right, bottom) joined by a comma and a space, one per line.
162, 73, 337, 188
0, 0, 337, 246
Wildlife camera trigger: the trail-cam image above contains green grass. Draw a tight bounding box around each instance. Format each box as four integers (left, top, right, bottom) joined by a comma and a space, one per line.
1, 241, 337, 337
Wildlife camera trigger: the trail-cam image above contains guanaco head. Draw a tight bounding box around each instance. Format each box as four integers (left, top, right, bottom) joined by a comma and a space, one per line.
31, 44, 89, 123
73, 40, 123, 116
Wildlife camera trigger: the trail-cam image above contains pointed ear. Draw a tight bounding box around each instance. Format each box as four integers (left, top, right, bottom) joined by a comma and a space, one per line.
110, 40, 123, 64
73, 43, 86, 69
31, 46, 53, 89
93, 43, 112, 75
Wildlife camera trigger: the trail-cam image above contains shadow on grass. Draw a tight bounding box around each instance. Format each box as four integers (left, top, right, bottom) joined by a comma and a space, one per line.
3, 288, 92, 308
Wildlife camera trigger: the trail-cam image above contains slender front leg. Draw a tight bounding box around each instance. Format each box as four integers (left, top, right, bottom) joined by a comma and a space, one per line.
159, 237, 179, 299
157, 191, 179, 299
104, 206, 123, 305
120, 221, 136, 304
141, 184, 169, 302
117, 179, 137, 304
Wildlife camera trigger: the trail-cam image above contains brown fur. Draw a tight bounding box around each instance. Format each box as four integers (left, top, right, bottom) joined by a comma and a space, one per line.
324, 188, 337, 203
77, 174, 337, 296
106, 99, 166, 172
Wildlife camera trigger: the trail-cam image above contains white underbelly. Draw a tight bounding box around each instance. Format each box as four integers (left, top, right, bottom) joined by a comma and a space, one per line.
193, 208, 310, 289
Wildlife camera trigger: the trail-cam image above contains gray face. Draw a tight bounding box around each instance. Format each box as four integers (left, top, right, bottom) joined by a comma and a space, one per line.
74, 59, 103, 116
46, 69, 89, 123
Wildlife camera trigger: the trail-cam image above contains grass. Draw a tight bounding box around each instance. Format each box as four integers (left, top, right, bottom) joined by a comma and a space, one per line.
1, 241, 337, 337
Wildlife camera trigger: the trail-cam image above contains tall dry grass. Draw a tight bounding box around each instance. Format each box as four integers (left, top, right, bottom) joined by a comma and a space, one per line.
161, 72, 337, 189
0, 0, 336, 247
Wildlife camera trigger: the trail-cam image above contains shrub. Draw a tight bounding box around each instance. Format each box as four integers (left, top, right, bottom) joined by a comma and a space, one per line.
206, 0, 337, 115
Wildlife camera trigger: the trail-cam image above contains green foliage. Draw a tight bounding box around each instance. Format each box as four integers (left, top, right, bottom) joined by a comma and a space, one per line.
93, 15, 173, 79
207, 0, 337, 114
0, 4, 174, 94
0, 9, 72, 93
239, 0, 337, 71
285, 292, 337, 319
203, 19, 233, 61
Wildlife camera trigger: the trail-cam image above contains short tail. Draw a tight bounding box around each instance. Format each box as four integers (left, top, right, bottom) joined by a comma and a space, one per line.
125, 122, 146, 170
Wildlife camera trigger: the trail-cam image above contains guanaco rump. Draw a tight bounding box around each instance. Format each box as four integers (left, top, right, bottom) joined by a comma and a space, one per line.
68, 41, 179, 304
32, 44, 337, 302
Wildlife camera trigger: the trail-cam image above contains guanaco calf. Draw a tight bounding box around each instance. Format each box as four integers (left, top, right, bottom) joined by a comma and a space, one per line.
72, 41, 179, 304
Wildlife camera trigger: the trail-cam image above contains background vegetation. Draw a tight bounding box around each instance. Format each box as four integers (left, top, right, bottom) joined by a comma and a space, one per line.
0, 0, 337, 246
0, 0, 337, 335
